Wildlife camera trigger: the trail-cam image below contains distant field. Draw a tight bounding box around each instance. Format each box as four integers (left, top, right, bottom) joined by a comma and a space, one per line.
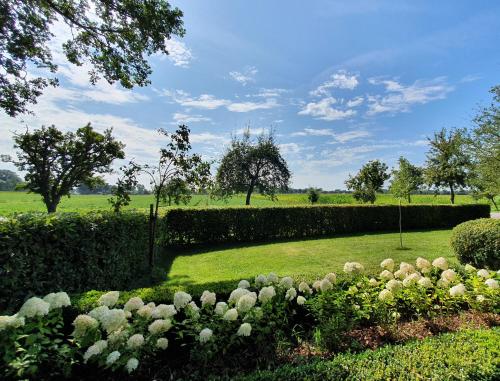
0, 191, 495, 215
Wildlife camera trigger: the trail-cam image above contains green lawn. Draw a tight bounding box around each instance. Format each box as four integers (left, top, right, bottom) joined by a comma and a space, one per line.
0, 191, 495, 215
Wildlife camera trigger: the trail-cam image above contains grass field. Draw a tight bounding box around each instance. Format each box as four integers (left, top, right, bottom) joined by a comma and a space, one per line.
0, 191, 495, 215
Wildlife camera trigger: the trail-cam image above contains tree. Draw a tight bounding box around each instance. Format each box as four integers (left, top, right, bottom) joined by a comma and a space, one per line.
466, 85, 500, 209
0, 169, 22, 191
160, 178, 192, 206
75, 176, 112, 194
424, 128, 470, 204
307, 187, 321, 204
0, 0, 184, 117
390, 157, 423, 203
216, 130, 291, 205
7, 124, 124, 212
345, 160, 389, 204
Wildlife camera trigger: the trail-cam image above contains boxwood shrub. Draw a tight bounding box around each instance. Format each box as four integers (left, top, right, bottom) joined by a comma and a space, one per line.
451, 218, 500, 269
237, 328, 500, 381
162, 204, 489, 246
0, 212, 150, 312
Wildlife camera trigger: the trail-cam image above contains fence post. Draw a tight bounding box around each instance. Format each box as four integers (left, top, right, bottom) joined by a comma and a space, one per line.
148, 203, 154, 268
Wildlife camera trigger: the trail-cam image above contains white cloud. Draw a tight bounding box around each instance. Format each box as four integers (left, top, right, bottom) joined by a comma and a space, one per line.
227, 98, 278, 112
298, 97, 356, 121
367, 77, 453, 115
291, 128, 335, 137
279, 142, 303, 155
163, 38, 193, 67
346, 96, 364, 107
254, 88, 288, 98
172, 113, 211, 124
229, 66, 258, 85
291, 128, 371, 143
310, 70, 359, 97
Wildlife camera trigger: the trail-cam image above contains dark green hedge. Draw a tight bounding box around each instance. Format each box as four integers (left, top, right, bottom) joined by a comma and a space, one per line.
162, 204, 490, 246
237, 328, 500, 381
0, 212, 149, 312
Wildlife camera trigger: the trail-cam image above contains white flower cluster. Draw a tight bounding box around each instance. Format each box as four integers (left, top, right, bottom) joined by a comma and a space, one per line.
343, 261, 365, 274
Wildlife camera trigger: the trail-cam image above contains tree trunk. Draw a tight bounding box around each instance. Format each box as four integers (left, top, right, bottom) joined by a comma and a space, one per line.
488, 195, 498, 211
47, 202, 57, 213
245, 181, 255, 206
399, 199, 403, 248
407, 194, 411, 203
449, 183, 455, 204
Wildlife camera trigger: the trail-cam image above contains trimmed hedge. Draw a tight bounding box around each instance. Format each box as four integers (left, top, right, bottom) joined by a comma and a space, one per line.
0, 212, 150, 312
237, 328, 500, 381
451, 218, 500, 269
162, 204, 490, 245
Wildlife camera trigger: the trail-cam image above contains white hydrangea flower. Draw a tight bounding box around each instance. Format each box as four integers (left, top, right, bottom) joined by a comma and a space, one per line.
215, 302, 228, 316
441, 269, 457, 283
255, 274, 268, 287
173, 291, 192, 310
416, 257, 431, 272
237, 293, 257, 313
393, 270, 406, 280
267, 273, 279, 284
238, 280, 250, 289
485, 278, 499, 289
148, 319, 172, 335
476, 295, 486, 303
89, 306, 109, 322
43, 292, 71, 310
237, 322, 252, 337
223, 308, 238, 321
124, 297, 144, 312
98, 291, 120, 308
126, 358, 139, 373
368, 278, 379, 287
477, 269, 491, 279
418, 277, 433, 288
228, 288, 250, 304
108, 329, 128, 346
152, 304, 177, 319
72, 314, 98, 338
200, 291, 217, 307
83, 340, 107, 362
386, 279, 403, 292
124, 311, 132, 319
432, 257, 448, 270
343, 262, 364, 275
298, 282, 312, 294
312, 280, 322, 291
106, 351, 121, 365
297, 296, 306, 305
279, 277, 294, 289
320, 278, 333, 292
380, 258, 395, 271
378, 289, 394, 302
137, 305, 154, 319
18, 297, 50, 318
379, 270, 394, 281
285, 287, 297, 301
258, 286, 276, 303
156, 337, 169, 349
100, 309, 127, 334
147, 302, 156, 309
324, 273, 337, 284
199, 328, 213, 343
403, 273, 421, 287
464, 264, 476, 272
0, 315, 25, 331
127, 334, 145, 349
399, 262, 415, 275
186, 301, 200, 319
449, 283, 466, 297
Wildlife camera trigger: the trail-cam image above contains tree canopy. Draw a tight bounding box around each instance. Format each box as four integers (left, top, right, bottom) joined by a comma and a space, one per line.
216, 130, 291, 205
8, 124, 124, 212
345, 160, 389, 204
390, 157, 423, 203
0, 0, 184, 116
0, 169, 22, 191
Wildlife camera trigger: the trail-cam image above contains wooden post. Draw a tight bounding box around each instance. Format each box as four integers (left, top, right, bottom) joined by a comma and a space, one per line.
148, 203, 154, 268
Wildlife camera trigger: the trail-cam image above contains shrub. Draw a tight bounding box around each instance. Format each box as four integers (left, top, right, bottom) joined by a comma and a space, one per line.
238, 328, 500, 381
0, 212, 150, 312
161, 204, 489, 246
451, 218, 500, 269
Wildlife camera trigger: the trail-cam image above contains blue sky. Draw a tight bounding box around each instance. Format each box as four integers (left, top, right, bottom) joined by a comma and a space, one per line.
1, 0, 499, 189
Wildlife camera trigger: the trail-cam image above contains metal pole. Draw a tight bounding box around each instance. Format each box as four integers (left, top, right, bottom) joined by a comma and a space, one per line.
149, 203, 154, 267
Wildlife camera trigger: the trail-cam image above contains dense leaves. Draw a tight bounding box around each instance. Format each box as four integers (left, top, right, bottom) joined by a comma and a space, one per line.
390, 157, 423, 203
345, 160, 389, 204
0, 170, 22, 191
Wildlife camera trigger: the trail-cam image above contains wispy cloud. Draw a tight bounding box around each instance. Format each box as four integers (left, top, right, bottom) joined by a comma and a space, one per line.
229, 66, 258, 85
163, 38, 194, 67
291, 128, 371, 143
227, 98, 278, 112
172, 113, 212, 124
298, 97, 356, 121
310, 70, 359, 97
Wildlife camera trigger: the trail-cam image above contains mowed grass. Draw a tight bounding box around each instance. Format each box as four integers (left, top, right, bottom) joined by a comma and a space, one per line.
0, 191, 495, 215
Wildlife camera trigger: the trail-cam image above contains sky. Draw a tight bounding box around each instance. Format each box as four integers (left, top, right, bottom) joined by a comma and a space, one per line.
1, 0, 499, 190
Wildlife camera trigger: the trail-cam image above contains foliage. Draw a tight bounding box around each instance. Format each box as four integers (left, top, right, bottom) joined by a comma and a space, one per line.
0, 0, 184, 116
0, 212, 149, 312
108, 163, 140, 213
76, 177, 112, 195
425, 128, 471, 204
6, 124, 124, 212
451, 218, 500, 269
467, 85, 500, 210
307, 188, 321, 204
390, 157, 423, 203
345, 160, 390, 204
160, 178, 192, 206
161, 204, 489, 246
239, 328, 500, 381
0, 170, 22, 191
215, 129, 291, 205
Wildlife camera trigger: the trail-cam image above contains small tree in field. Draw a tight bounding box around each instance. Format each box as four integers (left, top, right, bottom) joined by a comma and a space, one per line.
6, 124, 124, 212
424, 128, 470, 204
216, 130, 291, 205
345, 160, 389, 204
160, 178, 192, 206
307, 188, 321, 204
390, 157, 423, 203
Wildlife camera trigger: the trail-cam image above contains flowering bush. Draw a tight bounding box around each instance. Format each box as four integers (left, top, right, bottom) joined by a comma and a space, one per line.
0, 257, 498, 379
